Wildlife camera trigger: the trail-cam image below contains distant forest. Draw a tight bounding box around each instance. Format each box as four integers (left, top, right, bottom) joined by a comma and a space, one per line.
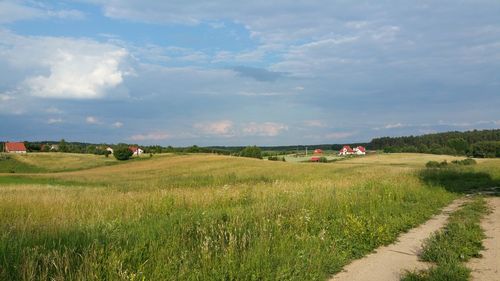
370, 129, 500, 158
1, 129, 499, 158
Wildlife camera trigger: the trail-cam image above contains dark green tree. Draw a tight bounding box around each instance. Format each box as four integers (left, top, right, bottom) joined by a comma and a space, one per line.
447, 138, 469, 155
472, 141, 500, 158
114, 147, 133, 161
240, 146, 262, 159
59, 139, 68, 152
186, 145, 200, 153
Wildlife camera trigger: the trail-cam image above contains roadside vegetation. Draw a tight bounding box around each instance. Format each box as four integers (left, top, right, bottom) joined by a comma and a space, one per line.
0, 153, 498, 280
401, 198, 489, 281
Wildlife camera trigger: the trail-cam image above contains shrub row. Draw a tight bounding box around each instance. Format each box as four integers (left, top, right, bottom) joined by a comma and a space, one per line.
425, 158, 477, 168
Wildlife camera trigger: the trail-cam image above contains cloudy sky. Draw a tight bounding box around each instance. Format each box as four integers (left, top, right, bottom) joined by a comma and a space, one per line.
0, 1, 499, 146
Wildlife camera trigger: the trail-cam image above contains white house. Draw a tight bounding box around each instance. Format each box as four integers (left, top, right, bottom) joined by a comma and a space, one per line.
353, 146, 366, 155
106, 147, 114, 154
339, 145, 366, 156
129, 146, 144, 156
338, 145, 354, 156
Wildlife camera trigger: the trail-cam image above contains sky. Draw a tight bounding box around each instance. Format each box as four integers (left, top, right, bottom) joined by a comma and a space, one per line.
0, 1, 499, 146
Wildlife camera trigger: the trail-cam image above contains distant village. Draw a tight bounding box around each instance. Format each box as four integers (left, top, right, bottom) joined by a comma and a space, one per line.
2, 141, 366, 160
2, 142, 144, 156
308, 145, 366, 162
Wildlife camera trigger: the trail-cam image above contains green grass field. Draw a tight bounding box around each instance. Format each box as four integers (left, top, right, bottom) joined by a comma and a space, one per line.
0, 153, 498, 280
0, 152, 120, 173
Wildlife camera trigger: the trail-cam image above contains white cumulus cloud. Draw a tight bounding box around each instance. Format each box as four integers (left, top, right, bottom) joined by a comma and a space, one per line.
194, 120, 234, 136
26, 48, 127, 99
0, 30, 129, 99
112, 121, 124, 128
86, 116, 101, 124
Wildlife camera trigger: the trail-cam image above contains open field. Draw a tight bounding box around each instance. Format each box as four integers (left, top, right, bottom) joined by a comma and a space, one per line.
0, 153, 499, 280
282, 155, 341, 163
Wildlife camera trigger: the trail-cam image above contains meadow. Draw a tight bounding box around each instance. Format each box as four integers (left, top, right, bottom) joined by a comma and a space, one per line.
0, 153, 119, 173
0, 152, 499, 280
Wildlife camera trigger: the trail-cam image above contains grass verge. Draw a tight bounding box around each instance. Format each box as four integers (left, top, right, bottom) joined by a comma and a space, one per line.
401, 197, 489, 281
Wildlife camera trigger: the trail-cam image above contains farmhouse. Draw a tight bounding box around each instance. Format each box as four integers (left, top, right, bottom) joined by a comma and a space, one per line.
338, 145, 354, 156
338, 145, 366, 156
129, 146, 144, 156
106, 147, 114, 154
353, 146, 366, 155
4, 142, 27, 153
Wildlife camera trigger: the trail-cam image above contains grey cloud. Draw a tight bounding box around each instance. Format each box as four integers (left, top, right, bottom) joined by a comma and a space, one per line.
0, 1, 85, 23
231, 66, 286, 82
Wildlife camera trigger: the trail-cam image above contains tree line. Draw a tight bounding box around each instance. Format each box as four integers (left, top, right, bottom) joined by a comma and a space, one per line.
370, 129, 500, 157
3, 129, 499, 158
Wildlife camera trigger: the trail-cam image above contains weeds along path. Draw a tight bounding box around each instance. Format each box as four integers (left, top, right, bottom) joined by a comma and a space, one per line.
468, 197, 500, 281
329, 198, 467, 281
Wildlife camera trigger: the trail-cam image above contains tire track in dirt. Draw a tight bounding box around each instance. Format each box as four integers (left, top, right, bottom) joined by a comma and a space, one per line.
329, 198, 467, 281
468, 197, 500, 281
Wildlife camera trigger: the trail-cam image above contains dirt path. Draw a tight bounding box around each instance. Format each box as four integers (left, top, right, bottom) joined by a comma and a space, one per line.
468, 197, 500, 281
329, 198, 467, 281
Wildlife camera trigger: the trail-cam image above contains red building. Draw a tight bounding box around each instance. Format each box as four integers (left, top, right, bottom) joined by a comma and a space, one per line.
4, 142, 27, 153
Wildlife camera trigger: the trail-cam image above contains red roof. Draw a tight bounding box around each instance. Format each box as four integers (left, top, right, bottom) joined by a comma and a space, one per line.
129, 146, 139, 152
356, 146, 366, 152
340, 145, 353, 152
5, 142, 27, 152
310, 156, 321, 162
313, 149, 323, 154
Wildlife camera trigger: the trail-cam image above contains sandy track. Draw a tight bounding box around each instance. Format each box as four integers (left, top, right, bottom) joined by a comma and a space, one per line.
329, 199, 466, 281
468, 197, 500, 281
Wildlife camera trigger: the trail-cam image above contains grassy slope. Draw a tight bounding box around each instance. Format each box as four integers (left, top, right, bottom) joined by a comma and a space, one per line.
0, 152, 119, 173
0, 154, 498, 280
0, 154, 46, 173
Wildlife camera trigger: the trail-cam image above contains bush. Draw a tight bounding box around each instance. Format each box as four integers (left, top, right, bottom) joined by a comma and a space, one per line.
240, 146, 262, 159
114, 147, 133, 161
319, 157, 328, 163
268, 155, 286, 161
426, 160, 448, 168
451, 158, 476, 166
427, 158, 477, 169
472, 141, 500, 158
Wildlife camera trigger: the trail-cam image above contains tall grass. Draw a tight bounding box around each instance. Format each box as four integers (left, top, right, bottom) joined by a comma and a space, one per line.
1, 154, 497, 280
0, 153, 121, 173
